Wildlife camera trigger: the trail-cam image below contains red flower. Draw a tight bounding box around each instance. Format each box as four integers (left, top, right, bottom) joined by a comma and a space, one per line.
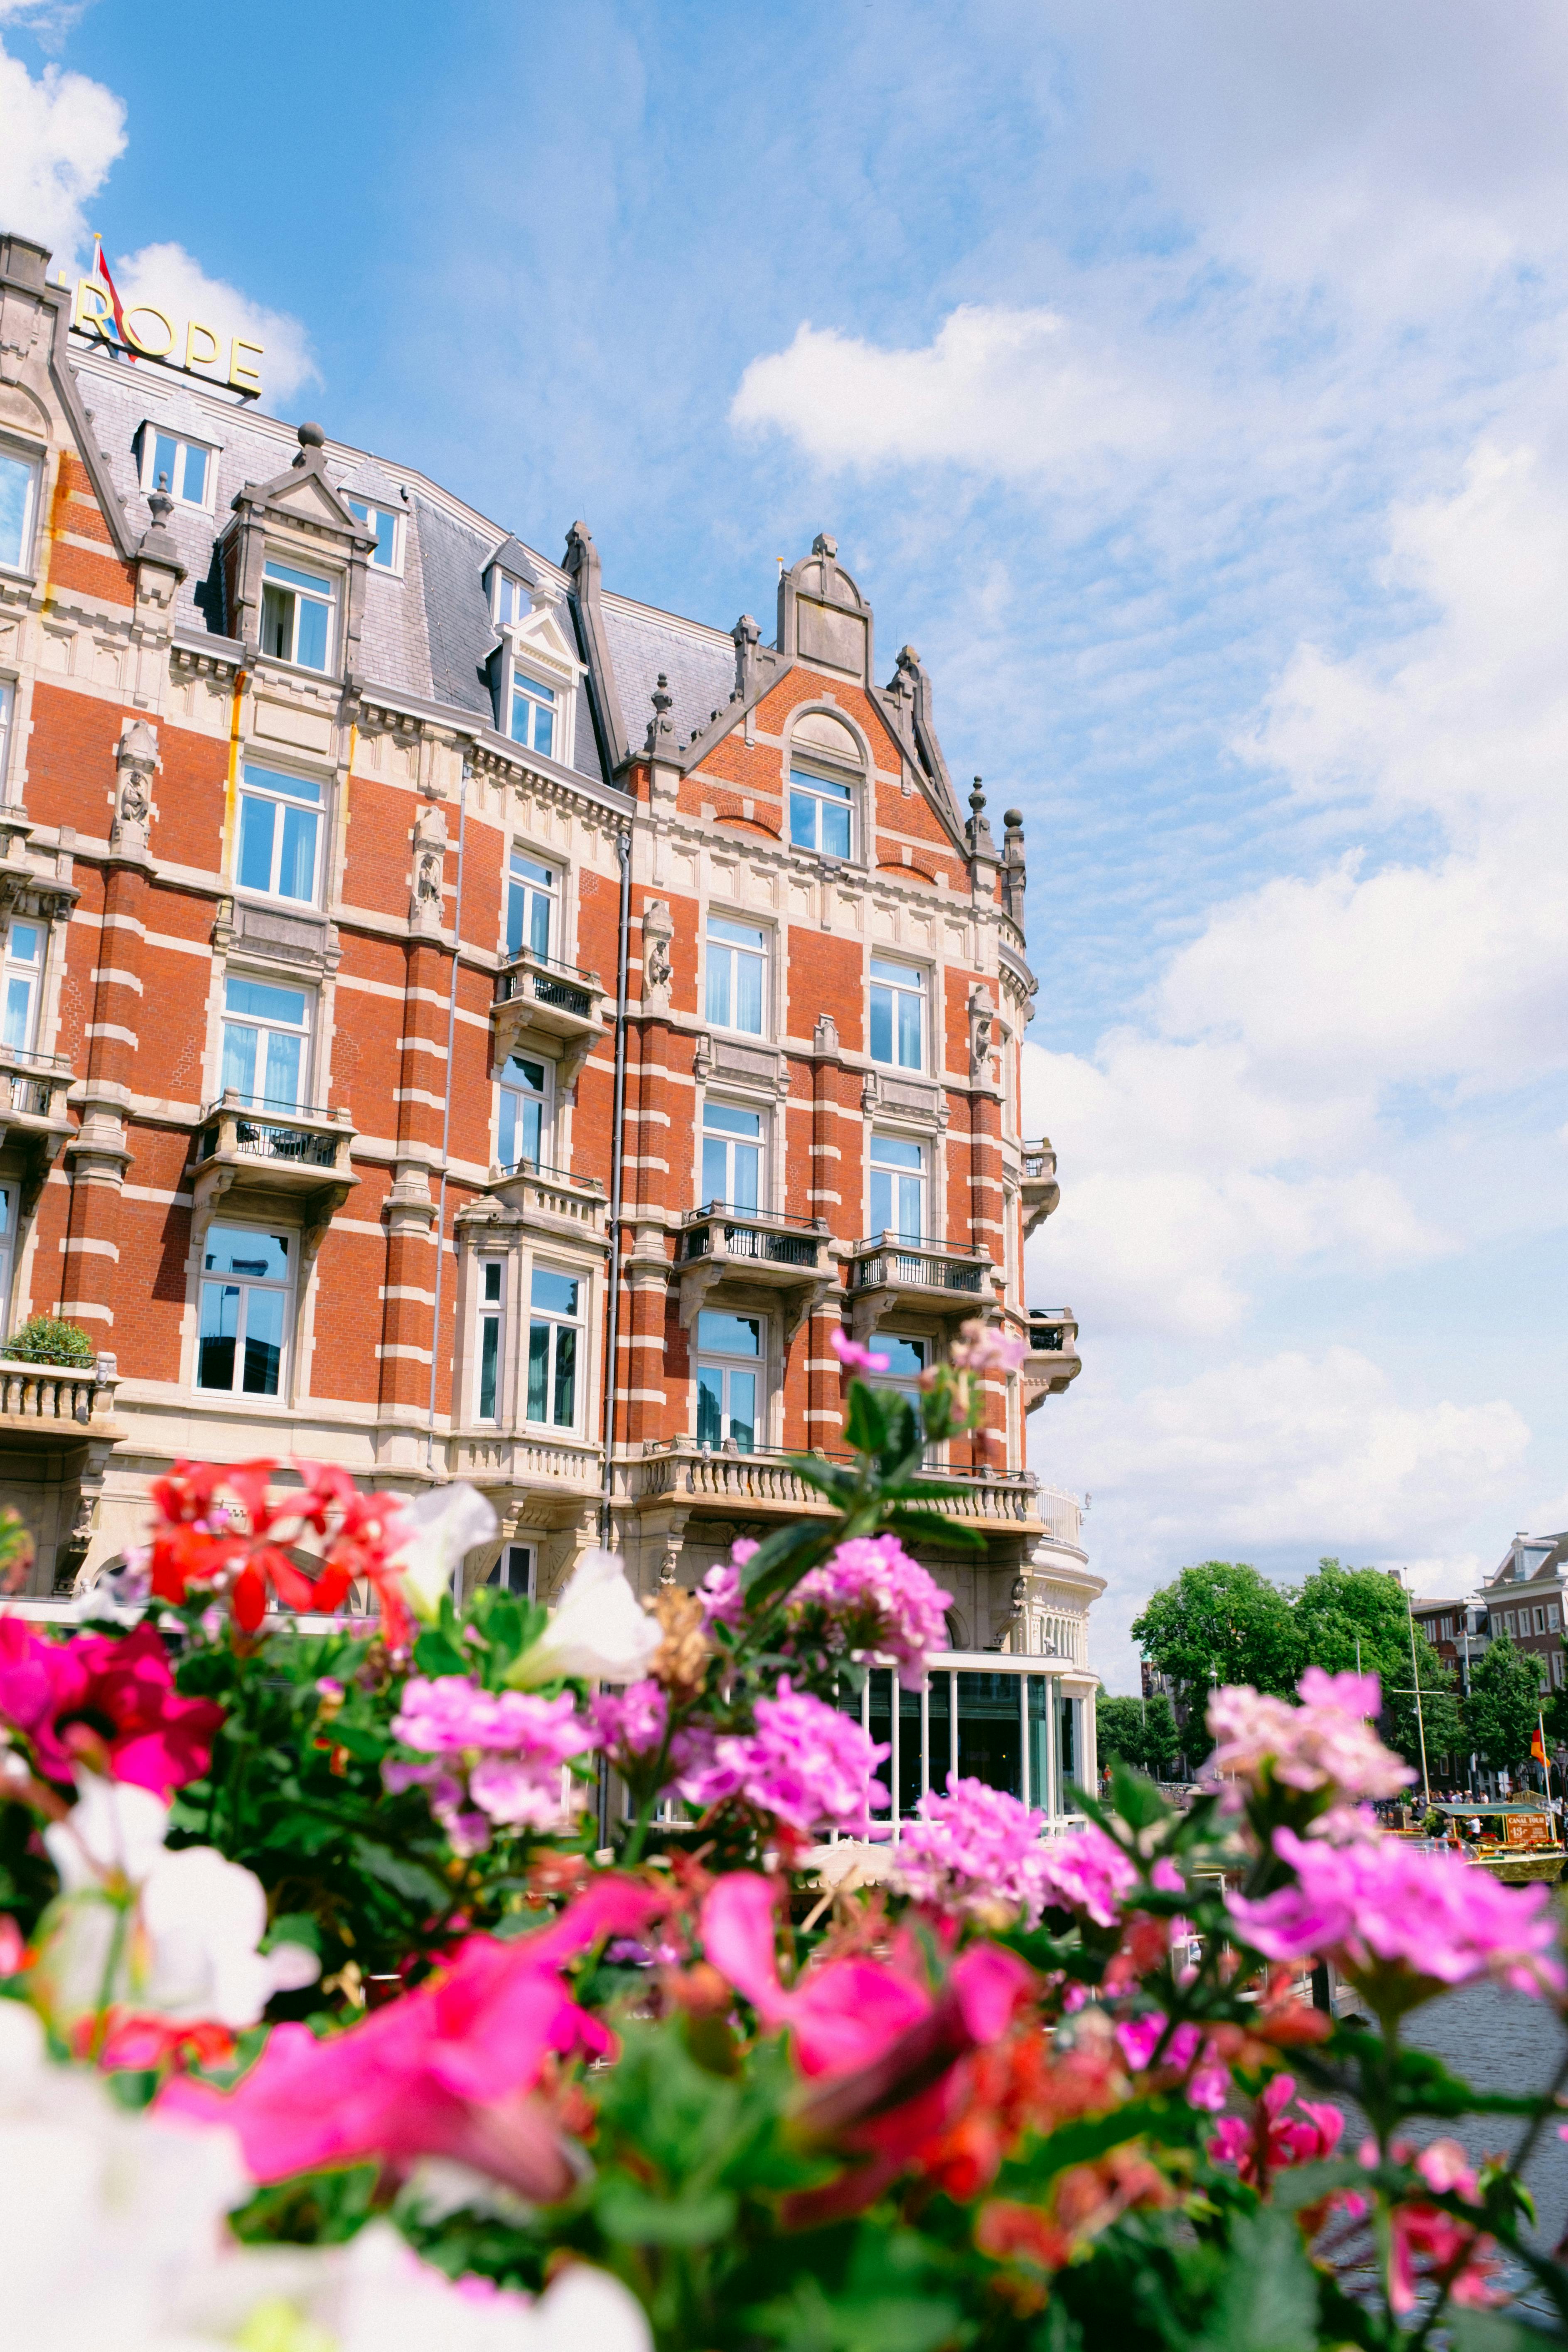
147, 1457, 413, 1637
0, 1619, 223, 1796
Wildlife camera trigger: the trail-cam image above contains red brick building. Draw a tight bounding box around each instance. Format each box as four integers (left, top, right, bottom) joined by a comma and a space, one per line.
0, 232, 1095, 1772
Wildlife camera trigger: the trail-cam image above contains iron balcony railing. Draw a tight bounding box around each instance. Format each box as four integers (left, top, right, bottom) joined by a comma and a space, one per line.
495, 949, 600, 1022
196, 1099, 345, 1170
849, 1233, 987, 1294
1027, 1310, 1074, 1353
494, 1154, 590, 1187
680, 1204, 827, 1269
0, 1040, 71, 1119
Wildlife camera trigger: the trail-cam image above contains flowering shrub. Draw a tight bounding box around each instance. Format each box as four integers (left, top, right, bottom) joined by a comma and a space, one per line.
0, 1341, 1565, 2348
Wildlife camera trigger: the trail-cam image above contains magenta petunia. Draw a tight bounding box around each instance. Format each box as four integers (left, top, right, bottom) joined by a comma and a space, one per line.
678, 1677, 888, 1836
0, 1617, 224, 1797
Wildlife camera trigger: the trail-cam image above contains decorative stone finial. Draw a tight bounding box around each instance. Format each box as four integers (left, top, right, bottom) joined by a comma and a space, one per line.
967, 777, 996, 859
645, 673, 676, 758
297, 420, 325, 448
811, 532, 838, 560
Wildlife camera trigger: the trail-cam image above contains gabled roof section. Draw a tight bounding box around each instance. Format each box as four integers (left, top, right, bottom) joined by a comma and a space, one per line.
232, 420, 365, 534
487, 535, 540, 589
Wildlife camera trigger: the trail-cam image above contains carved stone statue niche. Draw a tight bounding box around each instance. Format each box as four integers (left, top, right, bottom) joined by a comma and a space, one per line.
111, 719, 158, 859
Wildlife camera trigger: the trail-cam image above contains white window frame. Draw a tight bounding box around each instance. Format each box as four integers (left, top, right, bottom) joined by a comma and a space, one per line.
869, 1130, 927, 1244
235, 762, 324, 908
869, 956, 927, 1073
695, 1309, 764, 1454
700, 1099, 763, 1212
506, 849, 558, 961
345, 494, 403, 574
507, 661, 560, 760
492, 569, 528, 626
0, 442, 42, 578
0, 1181, 13, 1337
525, 1264, 585, 1433
497, 1051, 553, 1172
0, 679, 13, 800
138, 424, 216, 512
260, 556, 338, 674
484, 1543, 536, 1601
194, 1221, 294, 1401
1, 916, 44, 1057
219, 972, 312, 1112
788, 765, 855, 860
475, 1257, 506, 1425
1536, 1606, 1549, 1634
705, 914, 768, 1037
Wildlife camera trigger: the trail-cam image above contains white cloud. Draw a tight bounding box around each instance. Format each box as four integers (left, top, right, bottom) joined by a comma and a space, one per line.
0, 32, 122, 266
113, 242, 316, 405
730, 305, 1167, 479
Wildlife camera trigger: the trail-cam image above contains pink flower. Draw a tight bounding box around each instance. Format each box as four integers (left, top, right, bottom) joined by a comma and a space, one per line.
589, 1678, 669, 1762
949, 1321, 1028, 1376
1037, 1824, 1139, 1929
1381, 2139, 1502, 2316
1208, 2074, 1346, 2184
1227, 1827, 1566, 1998
161, 1877, 662, 2195
677, 1677, 889, 1836
700, 1873, 1032, 2217
1205, 1669, 1413, 1803
791, 1535, 951, 1687
893, 1776, 1051, 1925
385, 1679, 595, 1851
696, 1541, 753, 1631
1116, 2015, 1230, 2111
830, 1328, 890, 1376
0, 1617, 224, 1797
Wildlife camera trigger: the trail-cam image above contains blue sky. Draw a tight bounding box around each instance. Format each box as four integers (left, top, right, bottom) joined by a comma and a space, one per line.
7, 0, 1568, 1684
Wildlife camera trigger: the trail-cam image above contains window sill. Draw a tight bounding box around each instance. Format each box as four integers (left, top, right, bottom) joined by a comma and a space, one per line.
252, 653, 340, 685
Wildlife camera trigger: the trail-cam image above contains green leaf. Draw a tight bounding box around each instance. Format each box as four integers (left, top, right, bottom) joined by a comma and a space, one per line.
594, 2175, 737, 2246
1110, 1762, 1170, 1832
347, 1836, 450, 1908
885, 1507, 987, 1551
843, 1381, 892, 1458
1196, 2206, 1318, 2352
1448, 2311, 1568, 2352
742, 1520, 837, 1609
412, 1628, 467, 1677
262, 1912, 322, 1956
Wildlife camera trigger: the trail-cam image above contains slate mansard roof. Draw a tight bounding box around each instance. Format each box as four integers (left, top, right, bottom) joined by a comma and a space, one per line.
64, 346, 967, 837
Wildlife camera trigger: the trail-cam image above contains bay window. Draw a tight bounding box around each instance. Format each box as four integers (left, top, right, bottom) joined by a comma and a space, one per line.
236, 763, 322, 905
197, 1224, 291, 1397
476, 1260, 504, 1423
260, 558, 335, 672
696, 1310, 761, 1452
526, 1266, 582, 1429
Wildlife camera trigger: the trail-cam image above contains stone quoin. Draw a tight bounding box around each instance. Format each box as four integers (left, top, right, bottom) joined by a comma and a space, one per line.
0, 229, 1099, 1789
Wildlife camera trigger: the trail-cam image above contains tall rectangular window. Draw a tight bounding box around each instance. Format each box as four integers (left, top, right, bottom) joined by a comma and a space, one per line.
477, 1260, 504, 1423
197, 1224, 290, 1397
869, 1132, 925, 1242
221, 975, 310, 1111
869, 958, 925, 1071
1, 921, 42, 1054
260, 558, 335, 671
509, 668, 556, 757
695, 1309, 760, 1452
236, 764, 322, 905
0, 1183, 12, 1339
701, 1101, 761, 1210
0, 679, 13, 797
140, 428, 212, 510
526, 1267, 581, 1429
484, 1543, 535, 1599
789, 768, 853, 858
345, 495, 400, 570
705, 916, 766, 1035
877, 1334, 928, 1399
0, 447, 39, 574
494, 570, 527, 625
506, 851, 556, 958
497, 1053, 550, 1171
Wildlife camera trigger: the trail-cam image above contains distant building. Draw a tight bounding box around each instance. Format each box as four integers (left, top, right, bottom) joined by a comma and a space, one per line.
1475, 1532, 1568, 1695
1407, 1595, 1491, 1695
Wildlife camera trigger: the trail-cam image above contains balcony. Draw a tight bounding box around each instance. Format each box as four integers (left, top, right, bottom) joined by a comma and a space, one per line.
448, 1426, 604, 1510
493, 948, 607, 1084
1020, 1138, 1060, 1236
618, 1444, 1045, 1537
846, 1232, 993, 1343
192, 1096, 358, 1224
0, 1042, 74, 1212
1022, 1307, 1082, 1412
487, 1156, 608, 1242
0, 1354, 121, 1454
675, 1205, 836, 1340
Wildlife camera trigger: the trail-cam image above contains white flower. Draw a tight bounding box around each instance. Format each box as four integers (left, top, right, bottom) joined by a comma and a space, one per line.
0, 2005, 651, 2352
505, 1548, 661, 1687
35, 1777, 318, 2033
393, 1482, 500, 1624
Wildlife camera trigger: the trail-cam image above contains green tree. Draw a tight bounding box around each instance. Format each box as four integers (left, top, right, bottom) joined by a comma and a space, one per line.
1467, 1635, 1546, 1779
1131, 1562, 1302, 1731
1294, 1559, 1463, 1776
1096, 1693, 1179, 1780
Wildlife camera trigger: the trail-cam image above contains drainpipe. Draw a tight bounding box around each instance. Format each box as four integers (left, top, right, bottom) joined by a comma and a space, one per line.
424, 765, 469, 1475
599, 828, 633, 1545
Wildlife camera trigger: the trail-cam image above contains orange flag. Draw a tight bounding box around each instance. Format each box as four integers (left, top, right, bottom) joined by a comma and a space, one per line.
1532, 1725, 1548, 1765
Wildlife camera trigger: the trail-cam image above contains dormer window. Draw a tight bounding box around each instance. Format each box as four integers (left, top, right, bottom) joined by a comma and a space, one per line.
261, 558, 336, 671
494, 570, 527, 625
345, 496, 401, 572
138, 426, 215, 512
509, 668, 557, 758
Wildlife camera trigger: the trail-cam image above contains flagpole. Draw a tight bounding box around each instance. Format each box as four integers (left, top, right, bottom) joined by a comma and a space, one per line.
1405, 1574, 1431, 1810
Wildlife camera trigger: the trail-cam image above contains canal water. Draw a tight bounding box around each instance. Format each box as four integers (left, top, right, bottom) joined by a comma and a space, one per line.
1400, 1980, 1568, 2256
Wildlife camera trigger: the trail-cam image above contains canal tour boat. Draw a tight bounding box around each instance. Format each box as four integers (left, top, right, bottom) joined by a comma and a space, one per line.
1425, 1800, 1566, 1884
